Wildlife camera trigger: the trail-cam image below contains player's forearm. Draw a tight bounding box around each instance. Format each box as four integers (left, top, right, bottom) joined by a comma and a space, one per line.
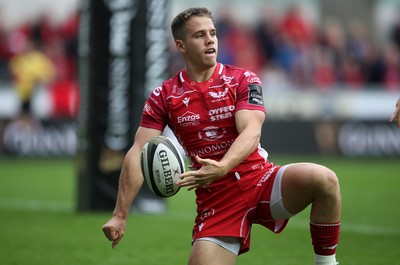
218, 110, 264, 174
219, 126, 261, 174
113, 146, 144, 219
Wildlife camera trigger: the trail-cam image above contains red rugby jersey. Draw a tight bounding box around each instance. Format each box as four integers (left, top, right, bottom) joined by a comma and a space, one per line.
141, 63, 271, 184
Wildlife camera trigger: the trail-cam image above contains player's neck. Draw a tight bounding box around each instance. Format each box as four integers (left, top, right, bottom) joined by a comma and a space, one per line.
184, 63, 217, 83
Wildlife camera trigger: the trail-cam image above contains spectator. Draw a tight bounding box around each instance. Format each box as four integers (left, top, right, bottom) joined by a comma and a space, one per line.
313, 48, 336, 89
214, 6, 238, 66
278, 4, 315, 46
389, 9, 400, 51
0, 25, 12, 81
225, 23, 265, 73
255, 5, 280, 64
9, 39, 55, 115
362, 44, 386, 85
382, 43, 400, 90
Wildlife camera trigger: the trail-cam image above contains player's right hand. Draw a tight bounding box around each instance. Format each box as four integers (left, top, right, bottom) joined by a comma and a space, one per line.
102, 217, 126, 249
177, 156, 227, 190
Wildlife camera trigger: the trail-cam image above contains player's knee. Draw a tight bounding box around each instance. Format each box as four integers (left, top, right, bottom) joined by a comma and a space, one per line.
317, 168, 340, 196
314, 168, 342, 220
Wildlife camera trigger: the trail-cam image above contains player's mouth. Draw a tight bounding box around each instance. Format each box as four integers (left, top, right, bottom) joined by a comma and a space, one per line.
204, 48, 216, 55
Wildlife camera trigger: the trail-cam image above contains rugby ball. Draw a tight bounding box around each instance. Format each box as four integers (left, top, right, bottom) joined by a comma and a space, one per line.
140, 136, 185, 197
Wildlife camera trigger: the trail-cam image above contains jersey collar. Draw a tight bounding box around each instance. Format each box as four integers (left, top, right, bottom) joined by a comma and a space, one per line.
179, 63, 224, 84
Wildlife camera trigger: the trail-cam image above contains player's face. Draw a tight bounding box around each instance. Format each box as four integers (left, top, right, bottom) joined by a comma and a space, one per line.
180, 16, 218, 69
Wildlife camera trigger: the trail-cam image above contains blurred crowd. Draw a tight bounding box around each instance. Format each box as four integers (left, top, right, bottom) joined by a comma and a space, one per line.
0, 4, 399, 120
171, 5, 400, 91
0, 11, 79, 118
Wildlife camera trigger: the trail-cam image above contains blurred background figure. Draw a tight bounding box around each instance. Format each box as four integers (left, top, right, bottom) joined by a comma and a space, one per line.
9, 39, 55, 118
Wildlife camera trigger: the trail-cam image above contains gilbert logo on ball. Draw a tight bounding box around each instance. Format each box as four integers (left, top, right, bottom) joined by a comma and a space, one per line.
141, 136, 185, 197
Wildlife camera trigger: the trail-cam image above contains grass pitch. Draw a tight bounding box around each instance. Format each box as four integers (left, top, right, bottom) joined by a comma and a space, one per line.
0, 155, 399, 264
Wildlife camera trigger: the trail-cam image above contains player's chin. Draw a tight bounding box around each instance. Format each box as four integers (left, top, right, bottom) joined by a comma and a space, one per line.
203, 57, 217, 67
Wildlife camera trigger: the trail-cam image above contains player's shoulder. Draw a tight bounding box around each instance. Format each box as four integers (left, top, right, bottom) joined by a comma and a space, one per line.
164, 71, 181, 86
222, 64, 246, 75
160, 70, 184, 92
147, 71, 182, 98
221, 64, 261, 84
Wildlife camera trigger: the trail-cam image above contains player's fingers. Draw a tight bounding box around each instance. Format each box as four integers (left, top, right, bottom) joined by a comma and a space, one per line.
112, 234, 124, 249
195, 156, 216, 166
178, 173, 212, 185
194, 155, 206, 164
102, 225, 118, 241
179, 172, 191, 179
176, 177, 196, 187
187, 184, 198, 191
179, 170, 200, 179
102, 225, 111, 239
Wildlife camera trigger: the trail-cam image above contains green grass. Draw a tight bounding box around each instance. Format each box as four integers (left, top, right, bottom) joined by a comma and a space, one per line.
0, 155, 399, 264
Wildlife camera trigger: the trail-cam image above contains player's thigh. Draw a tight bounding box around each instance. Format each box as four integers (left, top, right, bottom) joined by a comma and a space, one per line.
281, 162, 337, 215
188, 240, 237, 265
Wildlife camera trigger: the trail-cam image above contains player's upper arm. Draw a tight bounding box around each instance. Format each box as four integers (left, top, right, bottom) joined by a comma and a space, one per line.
133, 126, 163, 150
235, 109, 265, 134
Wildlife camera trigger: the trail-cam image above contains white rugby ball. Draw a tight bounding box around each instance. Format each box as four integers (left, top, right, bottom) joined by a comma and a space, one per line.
140, 136, 185, 197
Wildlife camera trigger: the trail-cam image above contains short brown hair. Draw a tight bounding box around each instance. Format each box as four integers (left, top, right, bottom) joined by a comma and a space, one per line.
171, 7, 215, 41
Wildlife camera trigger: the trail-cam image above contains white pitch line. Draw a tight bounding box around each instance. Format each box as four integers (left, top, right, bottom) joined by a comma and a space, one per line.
0, 198, 73, 212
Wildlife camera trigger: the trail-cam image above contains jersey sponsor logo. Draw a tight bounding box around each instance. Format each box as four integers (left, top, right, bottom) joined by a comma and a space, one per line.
190, 139, 234, 157
244, 71, 261, 84
143, 102, 151, 113
143, 102, 155, 117
166, 86, 195, 101
198, 222, 205, 232
248, 84, 264, 106
210, 75, 238, 89
177, 111, 200, 127
209, 105, 235, 122
172, 85, 185, 96
220, 75, 234, 84
251, 164, 264, 171
149, 95, 159, 106
208, 87, 230, 103
257, 166, 277, 186
200, 208, 215, 220
244, 71, 256, 77
208, 87, 229, 99
198, 126, 226, 141
247, 76, 261, 83
152, 86, 163, 96
182, 97, 190, 106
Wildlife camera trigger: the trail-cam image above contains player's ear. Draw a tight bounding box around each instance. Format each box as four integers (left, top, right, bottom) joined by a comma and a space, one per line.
176, 40, 185, 52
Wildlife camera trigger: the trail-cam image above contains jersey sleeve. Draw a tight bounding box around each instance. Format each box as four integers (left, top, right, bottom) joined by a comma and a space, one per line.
140, 86, 168, 131
235, 70, 266, 113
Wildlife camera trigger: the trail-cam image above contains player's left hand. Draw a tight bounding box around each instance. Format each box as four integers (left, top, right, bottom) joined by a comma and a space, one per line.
177, 156, 227, 191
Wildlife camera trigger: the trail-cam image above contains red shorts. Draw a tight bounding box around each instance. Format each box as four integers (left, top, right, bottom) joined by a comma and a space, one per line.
192, 164, 289, 254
